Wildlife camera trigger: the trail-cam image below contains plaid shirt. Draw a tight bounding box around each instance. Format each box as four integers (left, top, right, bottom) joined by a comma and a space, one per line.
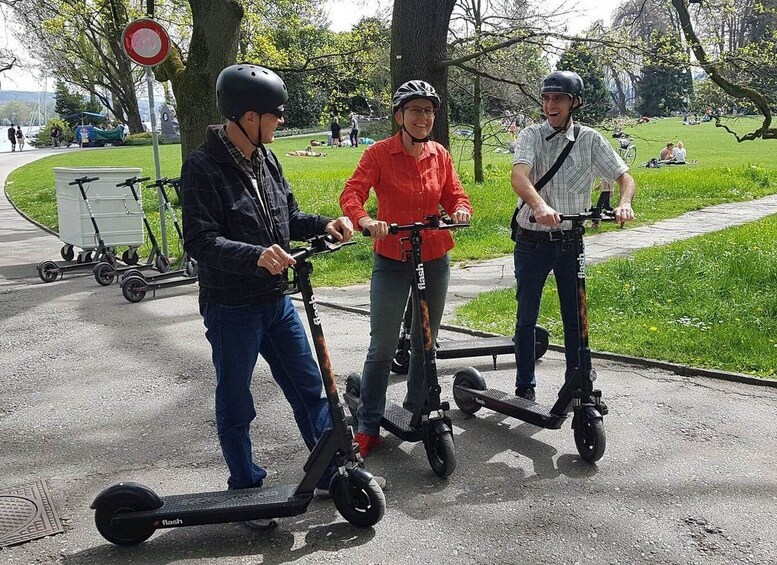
181, 125, 330, 305
340, 132, 472, 262
513, 119, 628, 231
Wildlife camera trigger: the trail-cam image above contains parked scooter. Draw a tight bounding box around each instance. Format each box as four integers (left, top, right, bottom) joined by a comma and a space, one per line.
451, 209, 612, 463
91, 234, 385, 546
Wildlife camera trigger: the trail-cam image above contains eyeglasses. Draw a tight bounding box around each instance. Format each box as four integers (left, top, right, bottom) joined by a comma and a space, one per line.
404, 107, 435, 117
268, 107, 284, 119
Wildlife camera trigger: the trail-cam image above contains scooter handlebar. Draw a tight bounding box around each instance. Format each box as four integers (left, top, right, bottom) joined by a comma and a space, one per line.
528, 209, 616, 223
360, 220, 470, 237
69, 176, 100, 185
290, 234, 356, 262
115, 176, 151, 187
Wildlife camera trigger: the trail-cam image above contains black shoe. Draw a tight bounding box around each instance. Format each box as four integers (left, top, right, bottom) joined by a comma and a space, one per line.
515, 386, 536, 402
597, 400, 609, 415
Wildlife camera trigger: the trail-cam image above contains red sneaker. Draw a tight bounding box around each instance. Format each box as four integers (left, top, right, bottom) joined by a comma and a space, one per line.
354, 432, 382, 458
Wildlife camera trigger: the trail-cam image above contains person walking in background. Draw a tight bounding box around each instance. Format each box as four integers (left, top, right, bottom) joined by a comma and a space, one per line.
672, 141, 687, 163
349, 113, 359, 147
15, 126, 25, 151
340, 80, 473, 457
8, 124, 16, 152
591, 178, 614, 228
51, 125, 61, 148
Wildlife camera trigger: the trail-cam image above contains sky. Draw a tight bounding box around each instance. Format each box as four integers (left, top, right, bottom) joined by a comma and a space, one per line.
0, 0, 618, 92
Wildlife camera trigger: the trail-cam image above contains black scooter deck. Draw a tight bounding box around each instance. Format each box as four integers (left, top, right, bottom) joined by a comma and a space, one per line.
115, 485, 311, 527
457, 386, 567, 429
436, 337, 513, 360
343, 392, 424, 442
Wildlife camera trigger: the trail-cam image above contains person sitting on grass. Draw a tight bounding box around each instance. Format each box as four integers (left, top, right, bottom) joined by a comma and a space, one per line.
659, 142, 674, 161
672, 141, 687, 164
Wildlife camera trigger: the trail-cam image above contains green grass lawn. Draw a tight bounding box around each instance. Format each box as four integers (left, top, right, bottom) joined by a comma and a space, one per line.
454, 215, 777, 378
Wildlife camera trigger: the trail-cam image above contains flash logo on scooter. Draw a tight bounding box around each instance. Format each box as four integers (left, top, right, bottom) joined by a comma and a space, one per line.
577, 253, 586, 279
309, 294, 321, 326
416, 262, 426, 290
162, 519, 183, 526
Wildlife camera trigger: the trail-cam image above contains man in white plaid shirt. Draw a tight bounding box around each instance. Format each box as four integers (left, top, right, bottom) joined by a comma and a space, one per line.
510, 70, 636, 402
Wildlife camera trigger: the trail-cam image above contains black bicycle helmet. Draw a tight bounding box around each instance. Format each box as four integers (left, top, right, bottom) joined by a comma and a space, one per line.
392, 80, 441, 113
540, 71, 584, 106
216, 63, 288, 121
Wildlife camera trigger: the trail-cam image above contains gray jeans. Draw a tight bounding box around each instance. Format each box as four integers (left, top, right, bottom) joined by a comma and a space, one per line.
356, 253, 450, 434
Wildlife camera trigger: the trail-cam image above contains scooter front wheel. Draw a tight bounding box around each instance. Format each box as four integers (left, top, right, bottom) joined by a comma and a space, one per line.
122, 276, 147, 303
330, 472, 385, 528
94, 489, 157, 545
573, 411, 606, 463
426, 426, 456, 478
390, 337, 410, 375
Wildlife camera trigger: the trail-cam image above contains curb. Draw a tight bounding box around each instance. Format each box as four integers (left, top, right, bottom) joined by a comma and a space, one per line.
306, 298, 776, 389
3, 185, 59, 237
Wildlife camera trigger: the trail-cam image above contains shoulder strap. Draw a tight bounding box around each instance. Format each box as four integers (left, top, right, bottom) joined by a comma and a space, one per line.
510, 125, 580, 241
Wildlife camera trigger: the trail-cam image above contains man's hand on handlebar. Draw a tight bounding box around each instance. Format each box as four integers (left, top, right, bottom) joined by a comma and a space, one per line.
359, 217, 390, 240
612, 202, 635, 225
258, 244, 296, 275
532, 202, 561, 227
325, 216, 354, 242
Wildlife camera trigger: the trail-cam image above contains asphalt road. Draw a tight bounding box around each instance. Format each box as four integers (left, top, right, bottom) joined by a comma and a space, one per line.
1, 151, 776, 564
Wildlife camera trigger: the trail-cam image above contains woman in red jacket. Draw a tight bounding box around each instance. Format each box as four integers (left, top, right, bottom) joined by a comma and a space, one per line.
340, 80, 473, 457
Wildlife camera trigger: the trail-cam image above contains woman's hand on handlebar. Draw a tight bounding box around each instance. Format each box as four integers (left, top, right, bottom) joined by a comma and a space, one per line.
257, 244, 295, 275
359, 217, 390, 240
325, 216, 353, 242
448, 208, 471, 225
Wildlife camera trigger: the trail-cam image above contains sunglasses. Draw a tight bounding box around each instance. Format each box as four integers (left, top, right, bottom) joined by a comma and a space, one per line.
268, 107, 284, 119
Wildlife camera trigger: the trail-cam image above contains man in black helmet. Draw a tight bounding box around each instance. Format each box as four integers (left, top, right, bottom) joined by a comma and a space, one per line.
510, 70, 636, 402
180, 64, 356, 522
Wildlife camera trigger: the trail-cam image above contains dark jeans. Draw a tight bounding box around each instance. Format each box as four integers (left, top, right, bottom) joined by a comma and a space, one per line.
513, 235, 581, 388
350, 129, 358, 147
201, 297, 332, 490
595, 190, 612, 211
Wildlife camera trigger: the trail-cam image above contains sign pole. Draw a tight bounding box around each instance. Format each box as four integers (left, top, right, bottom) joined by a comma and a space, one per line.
145, 66, 167, 257
122, 17, 172, 260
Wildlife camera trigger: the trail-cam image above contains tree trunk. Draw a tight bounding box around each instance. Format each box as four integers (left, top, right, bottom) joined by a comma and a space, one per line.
155, 0, 243, 159
473, 74, 483, 182
390, 0, 457, 148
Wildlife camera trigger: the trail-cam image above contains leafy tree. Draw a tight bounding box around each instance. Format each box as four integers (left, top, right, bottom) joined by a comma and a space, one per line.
12, 0, 144, 133
0, 101, 33, 125
636, 33, 692, 116
53, 81, 104, 127
557, 41, 610, 123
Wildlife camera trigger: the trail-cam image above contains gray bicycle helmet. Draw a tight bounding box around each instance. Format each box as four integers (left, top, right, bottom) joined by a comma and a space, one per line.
216, 63, 288, 121
540, 71, 584, 106
392, 80, 441, 113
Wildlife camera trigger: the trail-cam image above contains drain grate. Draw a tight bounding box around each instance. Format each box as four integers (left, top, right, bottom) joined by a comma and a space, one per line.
0, 479, 63, 547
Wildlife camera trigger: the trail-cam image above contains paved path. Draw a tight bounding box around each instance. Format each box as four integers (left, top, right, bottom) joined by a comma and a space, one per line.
1, 148, 776, 565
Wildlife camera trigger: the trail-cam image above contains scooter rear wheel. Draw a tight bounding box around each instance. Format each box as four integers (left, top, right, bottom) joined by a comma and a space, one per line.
122, 276, 147, 303
452, 368, 486, 414
94, 490, 156, 545
390, 338, 411, 375
93, 262, 115, 286
37, 261, 59, 283
573, 412, 606, 463
426, 428, 456, 478
330, 473, 385, 528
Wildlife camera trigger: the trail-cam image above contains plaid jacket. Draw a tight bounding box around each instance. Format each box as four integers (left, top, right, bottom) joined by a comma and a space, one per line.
181, 125, 330, 305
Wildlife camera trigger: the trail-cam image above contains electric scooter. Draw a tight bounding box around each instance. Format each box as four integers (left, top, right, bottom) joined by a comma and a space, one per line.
343, 215, 468, 478
451, 209, 612, 463
92, 176, 170, 286
91, 234, 385, 546
37, 176, 117, 282
390, 294, 550, 374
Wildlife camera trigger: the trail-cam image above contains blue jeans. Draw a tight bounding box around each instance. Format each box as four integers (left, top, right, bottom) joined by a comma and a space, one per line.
356, 253, 450, 435
201, 297, 331, 490
514, 236, 581, 388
